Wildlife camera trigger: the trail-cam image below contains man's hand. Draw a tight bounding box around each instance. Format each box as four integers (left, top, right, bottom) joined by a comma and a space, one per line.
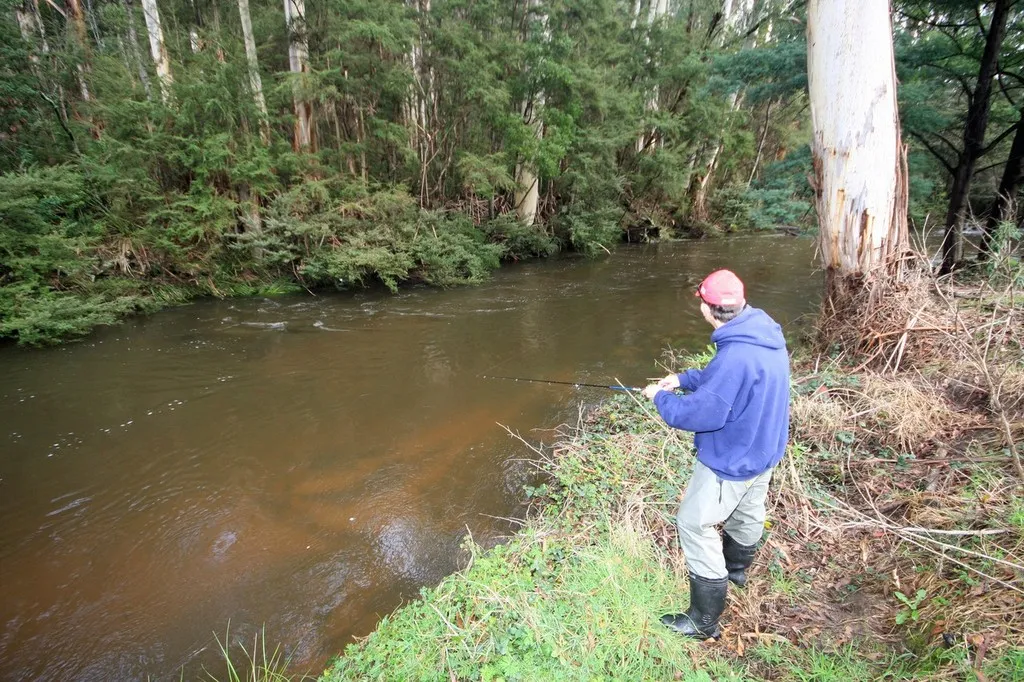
657, 374, 680, 391
642, 384, 662, 400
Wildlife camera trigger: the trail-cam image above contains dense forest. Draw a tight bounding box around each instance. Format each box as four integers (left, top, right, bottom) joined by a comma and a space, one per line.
1, 0, 1022, 343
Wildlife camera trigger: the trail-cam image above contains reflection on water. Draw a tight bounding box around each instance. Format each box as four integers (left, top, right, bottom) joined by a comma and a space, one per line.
0, 237, 820, 680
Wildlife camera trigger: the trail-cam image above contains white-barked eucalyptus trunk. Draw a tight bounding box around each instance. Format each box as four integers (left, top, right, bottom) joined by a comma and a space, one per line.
807, 0, 909, 292
237, 0, 269, 142
514, 0, 548, 226
636, 0, 669, 153
15, 4, 39, 65
140, 0, 173, 101
120, 0, 152, 98
514, 94, 542, 226
285, 0, 313, 151
408, 0, 434, 203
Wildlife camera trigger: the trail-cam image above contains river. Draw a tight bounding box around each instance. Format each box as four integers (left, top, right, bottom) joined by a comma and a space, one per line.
0, 237, 819, 680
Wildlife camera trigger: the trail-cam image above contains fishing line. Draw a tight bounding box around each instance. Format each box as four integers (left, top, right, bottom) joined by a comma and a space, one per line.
480, 375, 643, 392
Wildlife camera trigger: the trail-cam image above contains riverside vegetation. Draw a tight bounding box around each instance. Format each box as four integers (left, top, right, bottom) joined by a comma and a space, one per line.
206, 250, 1024, 681
3, 1, 1023, 345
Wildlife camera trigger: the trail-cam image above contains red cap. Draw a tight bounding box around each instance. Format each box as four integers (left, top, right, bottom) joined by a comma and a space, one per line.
696, 270, 745, 306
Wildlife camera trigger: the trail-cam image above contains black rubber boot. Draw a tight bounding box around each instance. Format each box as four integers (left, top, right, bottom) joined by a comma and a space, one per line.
660, 573, 728, 640
722, 533, 758, 588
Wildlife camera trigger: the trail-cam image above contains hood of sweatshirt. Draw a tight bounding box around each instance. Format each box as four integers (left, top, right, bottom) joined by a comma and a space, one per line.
710, 306, 787, 350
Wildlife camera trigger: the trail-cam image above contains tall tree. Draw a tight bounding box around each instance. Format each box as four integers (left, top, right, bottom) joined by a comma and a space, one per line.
979, 107, 1024, 257
807, 0, 910, 299
237, 0, 269, 141
409, 0, 434, 202
635, 0, 669, 153
140, 0, 173, 101
285, 0, 313, 151
66, 0, 92, 102
120, 0, 152, 98
938, 0, 1012, 273
691, 0, 757, 222
513, 0, 547, 226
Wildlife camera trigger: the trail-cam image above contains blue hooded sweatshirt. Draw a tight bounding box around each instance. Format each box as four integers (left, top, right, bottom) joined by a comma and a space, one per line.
653, 306, 790, 481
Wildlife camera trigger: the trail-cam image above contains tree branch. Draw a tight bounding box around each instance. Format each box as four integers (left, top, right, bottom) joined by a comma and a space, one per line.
45, 0, 66, 18
896, 10, 972, 31
996, 72, 1019, 108
908, 130, 957, 174
975, 159, 1007, 174
998, 69, 1024, 88
973, 5, 990, 42
929, 129, 964, 155
921, 61, 974, 100
979, 120, 1021, 156
39, 91, 78, 153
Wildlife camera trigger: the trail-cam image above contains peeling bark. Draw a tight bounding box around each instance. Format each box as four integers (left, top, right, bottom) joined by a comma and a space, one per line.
140, 0, 173, 101
807, 0, 909, 298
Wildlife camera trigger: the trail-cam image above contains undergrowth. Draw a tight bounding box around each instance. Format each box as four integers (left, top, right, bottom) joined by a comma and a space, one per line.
0, 170, 559, 345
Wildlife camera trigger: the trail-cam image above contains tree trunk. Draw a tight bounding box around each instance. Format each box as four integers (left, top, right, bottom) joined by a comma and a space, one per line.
65, 0, 92, 102
83, 0, 103, 49
807, 0, 909, 296
409, 0, 434, 204
237, 0, 270, 142
514, 96, 542, 226
120, 0, 152, 99
140, 0, 173, 102
978, 112, 1024, 260
938, 0, 1010, 274
19, 0, 77, 149
747, 97, 775, 188
285, 0, 314, 151
636, 0, 669, 153
690, 0, 755, 221
514, 0, 547, 226
15, 4, 38, 65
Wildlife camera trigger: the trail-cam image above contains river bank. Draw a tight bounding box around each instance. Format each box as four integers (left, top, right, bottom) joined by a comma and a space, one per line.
306, 267, 1022, 681
1, 238, 823, 680
0, 176, 571, 345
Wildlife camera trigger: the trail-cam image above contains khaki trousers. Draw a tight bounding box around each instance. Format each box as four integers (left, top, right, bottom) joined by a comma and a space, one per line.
676, 460, 773, 579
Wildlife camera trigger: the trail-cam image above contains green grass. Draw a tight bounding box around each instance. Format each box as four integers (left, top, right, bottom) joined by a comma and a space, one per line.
204, 624, 311, 682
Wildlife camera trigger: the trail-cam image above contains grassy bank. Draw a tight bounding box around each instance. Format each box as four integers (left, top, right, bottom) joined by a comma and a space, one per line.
308, 266, 1023, 682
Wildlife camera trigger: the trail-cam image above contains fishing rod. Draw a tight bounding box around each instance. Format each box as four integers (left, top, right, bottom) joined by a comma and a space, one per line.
481, 375, 644, 392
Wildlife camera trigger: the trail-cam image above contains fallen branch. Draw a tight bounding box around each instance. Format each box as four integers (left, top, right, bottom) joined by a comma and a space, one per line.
813, 494, 1024, 596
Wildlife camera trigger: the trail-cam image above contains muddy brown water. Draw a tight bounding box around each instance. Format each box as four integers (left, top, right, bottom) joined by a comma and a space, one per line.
0, 238, 820, 680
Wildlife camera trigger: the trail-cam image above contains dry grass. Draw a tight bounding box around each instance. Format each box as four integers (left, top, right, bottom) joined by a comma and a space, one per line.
614, 260, 1024, 675
791, 370, 983, 455
776, 260, 1024, 673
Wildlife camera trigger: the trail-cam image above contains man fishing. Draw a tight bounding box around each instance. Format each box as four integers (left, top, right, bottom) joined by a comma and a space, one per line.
641, 269, 790, 640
